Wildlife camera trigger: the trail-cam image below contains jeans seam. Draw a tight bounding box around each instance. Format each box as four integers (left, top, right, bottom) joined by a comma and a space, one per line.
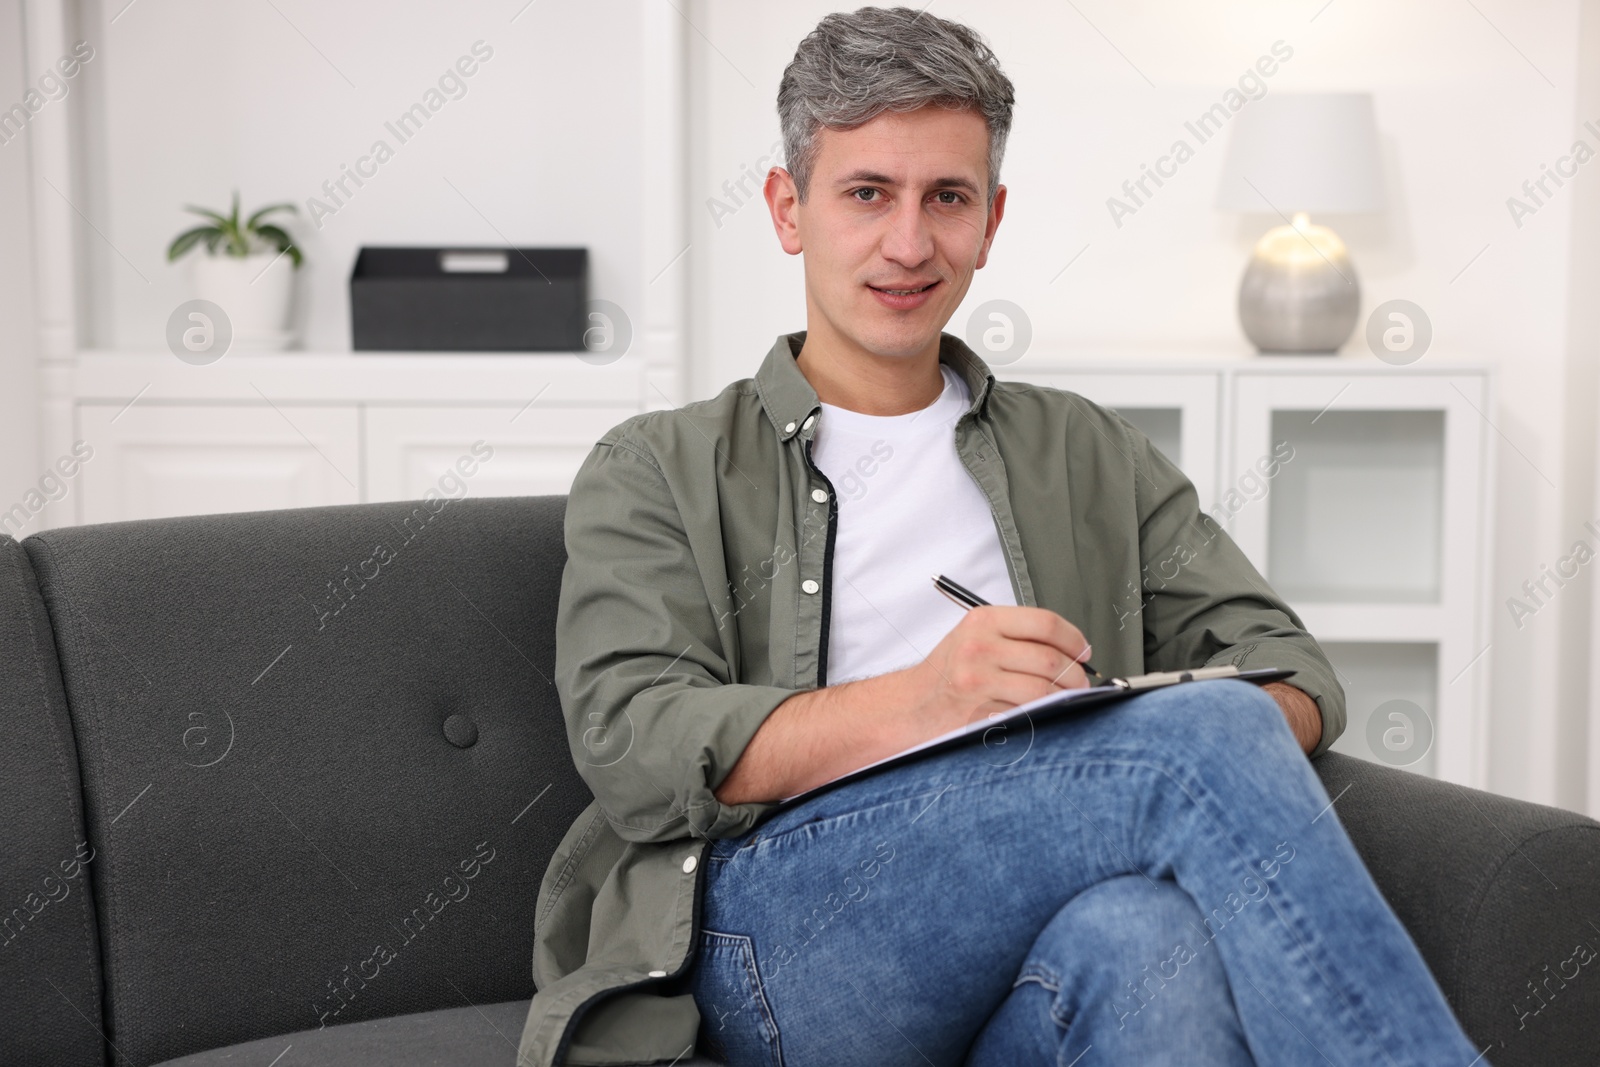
1013, 963, 1062, 993
1013, 963, 1075, 1031
697, 928, 786, 1067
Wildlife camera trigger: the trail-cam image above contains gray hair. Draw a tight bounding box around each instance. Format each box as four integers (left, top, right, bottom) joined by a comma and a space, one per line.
777, 6, 1016, 205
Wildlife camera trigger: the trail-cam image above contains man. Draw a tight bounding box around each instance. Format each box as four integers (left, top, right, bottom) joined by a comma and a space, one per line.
516, 7, 1485, 1066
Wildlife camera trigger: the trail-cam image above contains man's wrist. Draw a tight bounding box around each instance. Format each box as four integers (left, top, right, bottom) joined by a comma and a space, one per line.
1263, 680, 1322, 754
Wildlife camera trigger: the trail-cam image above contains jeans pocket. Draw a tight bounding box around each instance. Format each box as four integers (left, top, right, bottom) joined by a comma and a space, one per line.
708, 832, 754, 865
688, 928, 784, 1067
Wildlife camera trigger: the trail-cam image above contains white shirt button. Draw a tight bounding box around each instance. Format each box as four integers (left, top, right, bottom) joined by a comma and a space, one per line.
802, 579, 819, 594
802, 415, 816, 431
811, 488, 827, 503
682, 855, 697, 874
648, 969, 667, 978
784, 421, 796, 434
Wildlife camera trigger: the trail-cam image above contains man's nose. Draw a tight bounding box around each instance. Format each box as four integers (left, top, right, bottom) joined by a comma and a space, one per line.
878, 200, 937, 267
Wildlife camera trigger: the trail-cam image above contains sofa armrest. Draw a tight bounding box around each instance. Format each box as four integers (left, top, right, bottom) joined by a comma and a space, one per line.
1311, 751, 1600, 1067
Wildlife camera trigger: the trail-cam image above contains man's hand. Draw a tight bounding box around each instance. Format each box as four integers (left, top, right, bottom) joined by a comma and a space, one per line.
1263, 680, 1321, 755
715, 607, 1321, 806
714, 605, 1091, 806
899, 605, 1094, 739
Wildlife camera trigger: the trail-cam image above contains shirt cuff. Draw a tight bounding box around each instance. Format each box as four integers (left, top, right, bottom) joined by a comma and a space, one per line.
1205, 641, 1346, 759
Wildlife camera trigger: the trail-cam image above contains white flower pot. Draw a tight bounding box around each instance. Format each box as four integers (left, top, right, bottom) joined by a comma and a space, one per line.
191, 252, 296, 351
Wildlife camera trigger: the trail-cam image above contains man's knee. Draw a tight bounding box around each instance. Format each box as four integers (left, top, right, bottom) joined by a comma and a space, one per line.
1038, 875, 1204, 970
1035, 875, 1225, 1029
1119, 677, 1288, 757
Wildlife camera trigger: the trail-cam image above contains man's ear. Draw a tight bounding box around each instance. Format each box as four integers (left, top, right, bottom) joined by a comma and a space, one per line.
974, 183, 1007, 270
765, 167, 804, 256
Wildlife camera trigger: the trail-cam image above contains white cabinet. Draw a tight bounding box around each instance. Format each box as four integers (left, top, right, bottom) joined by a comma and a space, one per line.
76, 403, 360, 524
66, 350, 644, 524
1006, 355, 1494, 789
363, 405, 634, 502
1226, 372, 1491, 786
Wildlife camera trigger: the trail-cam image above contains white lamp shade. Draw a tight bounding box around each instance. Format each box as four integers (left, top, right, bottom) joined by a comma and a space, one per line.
1214, 92, 1386, 215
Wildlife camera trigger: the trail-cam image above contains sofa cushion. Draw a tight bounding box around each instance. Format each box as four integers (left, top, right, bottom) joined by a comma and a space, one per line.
147, 997, 724, 1066
0, 536, 105, 1067
23, 496, 596, 1066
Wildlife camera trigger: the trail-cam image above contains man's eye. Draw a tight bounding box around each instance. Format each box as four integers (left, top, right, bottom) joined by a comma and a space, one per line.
852, 188, 881, 202
935, 191, 963, 205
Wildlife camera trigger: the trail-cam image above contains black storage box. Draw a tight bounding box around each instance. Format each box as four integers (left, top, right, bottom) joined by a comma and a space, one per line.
350, 246, 587, 351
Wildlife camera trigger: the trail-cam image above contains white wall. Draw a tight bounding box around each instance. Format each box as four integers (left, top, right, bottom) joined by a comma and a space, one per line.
0, 0, 41, 526
686, 0, 1597, 810
1573, 0, 1600, 815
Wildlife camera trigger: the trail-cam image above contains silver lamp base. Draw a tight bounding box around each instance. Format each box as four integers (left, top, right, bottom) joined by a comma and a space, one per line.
1238, 212, 1360, 354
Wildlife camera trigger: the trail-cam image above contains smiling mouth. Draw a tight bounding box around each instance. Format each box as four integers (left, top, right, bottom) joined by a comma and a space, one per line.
870, 281, 939, 296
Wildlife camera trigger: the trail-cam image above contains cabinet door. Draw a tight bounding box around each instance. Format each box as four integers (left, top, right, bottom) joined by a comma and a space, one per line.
363, 405, 634, 502
77, 403, 360, 524
1228, 372, 1491, 786
996, 370, 1220, 508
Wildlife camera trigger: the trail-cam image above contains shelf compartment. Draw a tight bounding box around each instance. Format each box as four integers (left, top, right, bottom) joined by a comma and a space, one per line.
1321, 640, 1440, 778
1266, 409, 1445, 604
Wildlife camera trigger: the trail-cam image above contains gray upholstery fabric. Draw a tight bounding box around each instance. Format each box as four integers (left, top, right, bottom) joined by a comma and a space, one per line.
148, 999, 724, 1066
22, 497, 595, 1067
8, 495, 1600, 1066
1312, 751, 1600, 1066
0, 535, 106, 1067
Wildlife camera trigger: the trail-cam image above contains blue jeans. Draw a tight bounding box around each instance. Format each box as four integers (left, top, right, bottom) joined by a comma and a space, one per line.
677, 679, 1486, 1066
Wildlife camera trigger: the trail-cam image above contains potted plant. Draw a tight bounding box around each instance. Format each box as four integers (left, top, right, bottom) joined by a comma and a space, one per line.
167, 191, 303, 350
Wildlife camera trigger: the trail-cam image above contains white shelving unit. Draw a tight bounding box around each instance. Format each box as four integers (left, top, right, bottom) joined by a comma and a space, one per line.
68, 350, 644, 525
1228, 372, 1491, 787
17, 0, 690, 529
1005, 353, 1495, 790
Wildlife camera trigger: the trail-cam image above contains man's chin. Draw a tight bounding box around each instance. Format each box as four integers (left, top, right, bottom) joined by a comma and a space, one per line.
847, 312, 947, 360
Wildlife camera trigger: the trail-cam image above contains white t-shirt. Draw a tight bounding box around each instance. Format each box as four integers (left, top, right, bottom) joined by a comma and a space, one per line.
811, 363, 1017, 686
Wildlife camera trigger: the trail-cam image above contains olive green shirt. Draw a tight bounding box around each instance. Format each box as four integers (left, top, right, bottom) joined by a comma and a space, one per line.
516, 331, 1345, 1066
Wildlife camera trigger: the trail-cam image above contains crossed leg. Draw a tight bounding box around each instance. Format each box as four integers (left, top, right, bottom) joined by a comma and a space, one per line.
684, 679, 1482, 1067
963, 874, 1253, 1066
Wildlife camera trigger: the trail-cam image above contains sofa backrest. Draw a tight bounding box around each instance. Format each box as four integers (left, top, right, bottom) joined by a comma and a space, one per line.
20, 495, 595, 1067
0, 536, 106, 1067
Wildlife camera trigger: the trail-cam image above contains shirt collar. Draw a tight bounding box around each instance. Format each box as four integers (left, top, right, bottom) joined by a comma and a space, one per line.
755, 330, 997, 442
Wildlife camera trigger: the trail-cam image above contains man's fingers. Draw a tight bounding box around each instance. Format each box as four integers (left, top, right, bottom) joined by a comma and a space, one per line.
991, 664, 1087, 709
1048, 658, 1084, 688
973, 604, 1090, 662
989, 640, 1089, 691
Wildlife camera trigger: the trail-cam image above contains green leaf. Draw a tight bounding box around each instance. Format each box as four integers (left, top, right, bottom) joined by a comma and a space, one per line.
245, 202, 297, 229
166, 224, 219, 261
253, 223, 303, 268
176, 195, 306, 266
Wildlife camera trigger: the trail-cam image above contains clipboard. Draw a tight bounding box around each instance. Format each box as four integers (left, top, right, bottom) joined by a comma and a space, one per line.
770, 665, 1297, 813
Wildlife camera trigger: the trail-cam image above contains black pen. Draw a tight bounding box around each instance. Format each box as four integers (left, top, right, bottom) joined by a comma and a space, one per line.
933, 573, 1112, 687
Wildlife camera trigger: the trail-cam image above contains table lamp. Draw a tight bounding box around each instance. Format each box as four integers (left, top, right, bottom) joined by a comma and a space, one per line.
1215, 92, 1386, 353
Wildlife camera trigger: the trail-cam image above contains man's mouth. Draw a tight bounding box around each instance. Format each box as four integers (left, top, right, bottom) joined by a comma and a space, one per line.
869, 281, 939, 296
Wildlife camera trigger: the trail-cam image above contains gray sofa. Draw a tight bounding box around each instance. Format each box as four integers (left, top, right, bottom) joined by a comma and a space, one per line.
3, 495, 1598, 1067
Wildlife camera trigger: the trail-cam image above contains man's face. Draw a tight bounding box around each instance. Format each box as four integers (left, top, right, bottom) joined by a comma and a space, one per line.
767, 105, 1006, 359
